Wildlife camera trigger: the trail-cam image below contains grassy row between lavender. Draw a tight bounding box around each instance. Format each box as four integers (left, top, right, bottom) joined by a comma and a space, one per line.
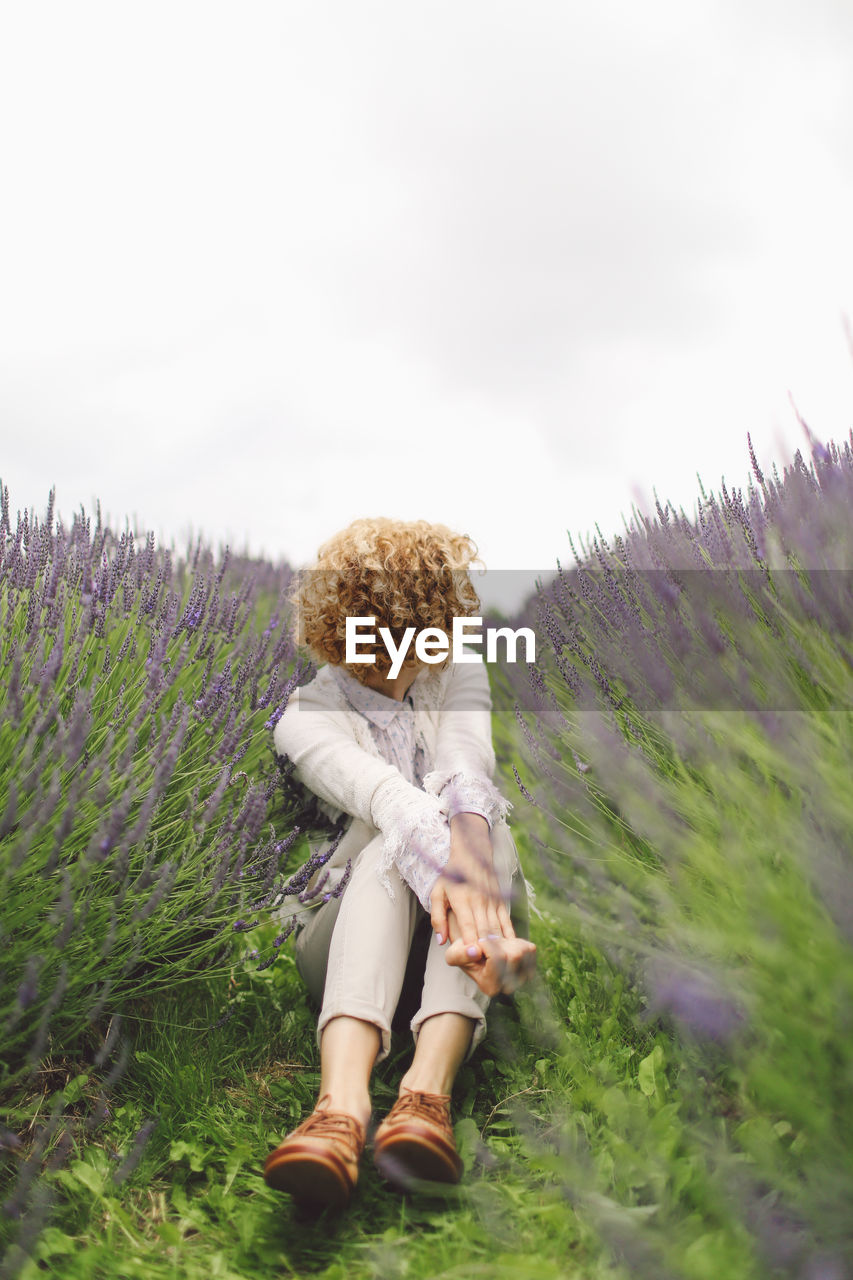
2, 434, 852, 1279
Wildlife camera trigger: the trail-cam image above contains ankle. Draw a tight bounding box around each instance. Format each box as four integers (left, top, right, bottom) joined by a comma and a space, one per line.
317, 1090, 372, 1129
398, 1071, 452, 1099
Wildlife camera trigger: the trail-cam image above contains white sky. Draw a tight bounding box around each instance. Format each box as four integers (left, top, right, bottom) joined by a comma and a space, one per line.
1, 1, 851, 607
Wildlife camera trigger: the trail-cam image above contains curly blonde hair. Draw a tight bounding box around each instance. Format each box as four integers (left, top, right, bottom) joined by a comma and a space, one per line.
291, 517, 482, 683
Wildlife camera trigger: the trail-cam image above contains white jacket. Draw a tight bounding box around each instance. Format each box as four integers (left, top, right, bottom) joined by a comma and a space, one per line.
272, 658, 512, 916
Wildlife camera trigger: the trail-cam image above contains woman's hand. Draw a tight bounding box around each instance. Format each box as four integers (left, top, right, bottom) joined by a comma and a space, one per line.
430, 812, 512, 949
443, 930, 537, 997
429, 812, 537, 996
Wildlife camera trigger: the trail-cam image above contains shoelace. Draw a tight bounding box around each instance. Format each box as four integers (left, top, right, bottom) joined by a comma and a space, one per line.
389, 1091, 453, 1134
296, 1106, 365, 1159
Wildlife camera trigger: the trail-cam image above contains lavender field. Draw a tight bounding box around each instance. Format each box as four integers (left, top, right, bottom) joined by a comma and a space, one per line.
1, 432, 852, 1280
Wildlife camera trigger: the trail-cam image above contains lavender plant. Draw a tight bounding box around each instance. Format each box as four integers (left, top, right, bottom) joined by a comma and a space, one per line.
508, 431, 853, 1277
0, 488, 312, 1270
3, 437, 851, 1279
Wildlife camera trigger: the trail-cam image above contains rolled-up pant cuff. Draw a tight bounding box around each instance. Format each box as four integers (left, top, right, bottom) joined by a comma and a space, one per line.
410, 1004, 488, 1060
317, 1001, 394, 1062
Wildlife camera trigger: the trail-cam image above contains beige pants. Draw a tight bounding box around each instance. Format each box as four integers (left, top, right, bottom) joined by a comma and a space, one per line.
294, 819, 524, 1061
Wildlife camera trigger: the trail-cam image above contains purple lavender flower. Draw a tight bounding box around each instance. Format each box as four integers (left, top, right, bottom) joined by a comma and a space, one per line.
645, 959, 744, 1044
512, 766, 538, 806
16, 957, 40, 1010
232, 917, 259, 932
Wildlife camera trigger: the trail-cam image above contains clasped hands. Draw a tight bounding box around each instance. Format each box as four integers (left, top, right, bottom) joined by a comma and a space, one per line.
429, 812, 536, 998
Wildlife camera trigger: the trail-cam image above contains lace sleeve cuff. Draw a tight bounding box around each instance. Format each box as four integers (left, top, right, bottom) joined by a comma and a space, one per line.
422, 770, 513, 829
371, 786, 451, 912
369, 773, 512, 914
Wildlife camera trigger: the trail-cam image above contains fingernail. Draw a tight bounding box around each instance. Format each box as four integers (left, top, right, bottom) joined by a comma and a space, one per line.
466, 945, 480, 958
435, 932, 444, 945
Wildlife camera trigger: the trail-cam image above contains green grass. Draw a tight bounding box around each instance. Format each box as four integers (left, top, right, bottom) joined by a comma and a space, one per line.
5, 452, 852, 1279
3, 659, 849, 1279
5, 857, 622, 1280
3, 666, 842, 1280
3, 821, 773, 1280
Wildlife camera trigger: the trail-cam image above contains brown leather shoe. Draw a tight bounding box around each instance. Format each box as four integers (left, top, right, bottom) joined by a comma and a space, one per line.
263, 1096, 366, 1209
373, 1090, 463, 1189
